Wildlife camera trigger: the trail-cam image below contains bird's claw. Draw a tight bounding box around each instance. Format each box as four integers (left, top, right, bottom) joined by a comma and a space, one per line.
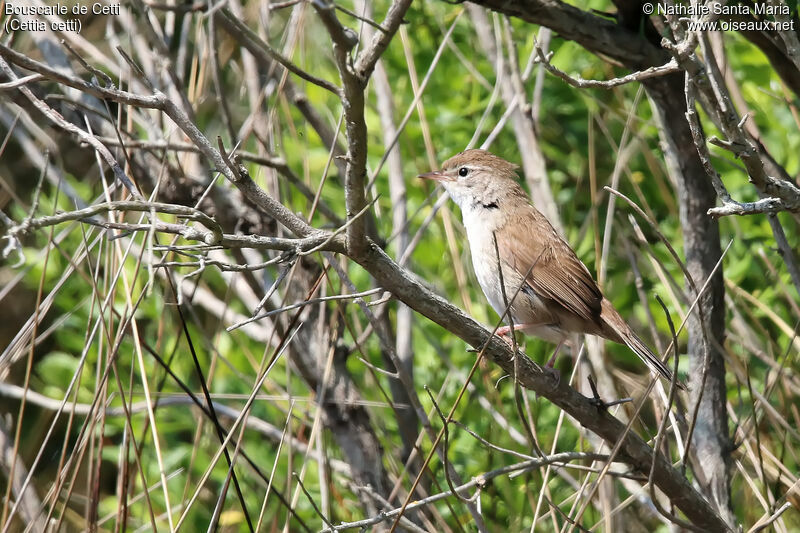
545, 365, 560, 387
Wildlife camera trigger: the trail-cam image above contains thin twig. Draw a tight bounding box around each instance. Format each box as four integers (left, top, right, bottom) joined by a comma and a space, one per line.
424, 386, 477, 504
321, 453, 615, 532
226, 287, 384, 331
0, 74, 44, 90
532, 38, 680, 89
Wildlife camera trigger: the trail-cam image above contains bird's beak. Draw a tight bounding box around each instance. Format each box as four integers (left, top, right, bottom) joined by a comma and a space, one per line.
418, 170, 454, 182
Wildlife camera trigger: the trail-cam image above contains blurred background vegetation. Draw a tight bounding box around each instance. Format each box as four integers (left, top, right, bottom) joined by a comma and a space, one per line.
0, 0, 798, 531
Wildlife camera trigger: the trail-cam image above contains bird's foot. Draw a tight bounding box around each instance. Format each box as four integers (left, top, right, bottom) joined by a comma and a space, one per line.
495, 323, 534, 337
494, 323, 532, 345
532, 366, 561, 402
544, 365, 560, 386
544, 339, 566, 368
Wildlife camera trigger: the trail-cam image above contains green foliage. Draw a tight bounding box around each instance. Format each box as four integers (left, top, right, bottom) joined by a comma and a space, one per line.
2, 1, 799, 531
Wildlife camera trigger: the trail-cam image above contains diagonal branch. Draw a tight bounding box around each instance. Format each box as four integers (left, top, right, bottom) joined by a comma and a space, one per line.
353, 241, 732, 532
464, 0, 668, 69
0, 42, 316, 239
354, 0, 413, 79
0, 56, 143, 201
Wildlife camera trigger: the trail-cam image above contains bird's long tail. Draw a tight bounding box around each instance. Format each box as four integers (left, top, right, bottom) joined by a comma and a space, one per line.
600, 299, 685, 390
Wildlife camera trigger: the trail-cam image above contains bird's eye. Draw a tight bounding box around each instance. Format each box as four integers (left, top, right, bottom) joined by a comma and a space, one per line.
458, 167, 469, 177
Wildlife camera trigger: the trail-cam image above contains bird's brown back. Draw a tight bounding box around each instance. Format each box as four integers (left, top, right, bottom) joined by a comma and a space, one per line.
494, 203, 604, 328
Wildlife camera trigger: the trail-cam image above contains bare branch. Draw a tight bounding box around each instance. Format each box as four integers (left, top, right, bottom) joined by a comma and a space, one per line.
664, 35, 800, 216
0, 56, 142, 200
707, 197, 789, 218
0, 42, 318, 238
768, 0, 800, 74
354, 0, 414, 79
536, 51, 680, 89
8, 201, 220, 237
4, 198, 341, 257
312, 0, 359, 52
0, 74, 43, 90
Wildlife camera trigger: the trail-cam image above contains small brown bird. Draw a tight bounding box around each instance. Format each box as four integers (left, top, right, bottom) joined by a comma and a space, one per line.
420, 149, 676, 385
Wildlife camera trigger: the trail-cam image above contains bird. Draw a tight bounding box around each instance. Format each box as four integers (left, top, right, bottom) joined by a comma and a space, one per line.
419, 148, 678, 387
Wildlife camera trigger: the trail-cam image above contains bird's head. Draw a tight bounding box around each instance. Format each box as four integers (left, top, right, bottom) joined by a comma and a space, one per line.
418, 149, 521, 210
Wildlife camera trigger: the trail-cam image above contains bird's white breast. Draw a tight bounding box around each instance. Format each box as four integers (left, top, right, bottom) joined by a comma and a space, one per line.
460, 204, 565, 343
460, 204, 515, 318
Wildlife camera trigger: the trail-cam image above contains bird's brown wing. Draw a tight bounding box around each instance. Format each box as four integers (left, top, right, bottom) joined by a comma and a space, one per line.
495, 209, 603, 322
